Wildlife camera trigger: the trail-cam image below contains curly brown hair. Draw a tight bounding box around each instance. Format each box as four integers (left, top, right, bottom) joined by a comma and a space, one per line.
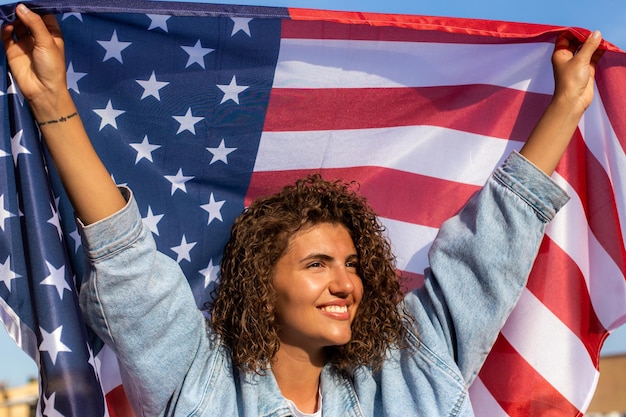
210, 174, 412, 374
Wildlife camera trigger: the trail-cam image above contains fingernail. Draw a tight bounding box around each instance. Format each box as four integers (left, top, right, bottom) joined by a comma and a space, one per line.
591, 30, 601, 39
18, 4, 30, 14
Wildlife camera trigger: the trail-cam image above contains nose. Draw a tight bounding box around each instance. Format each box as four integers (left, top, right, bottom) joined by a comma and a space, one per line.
329, 266, 357, 296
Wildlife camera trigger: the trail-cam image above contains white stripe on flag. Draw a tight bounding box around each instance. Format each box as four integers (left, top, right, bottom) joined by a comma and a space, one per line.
0, 296, 39, 361
97, 345, 124, 395
256, 126, 519, 185
380, 217, 438, 275
550, 173, 626, 330
583, 92, 626, 243
468, 376, 511, 417
275, 39, 555, 93
501, 289, 600, 411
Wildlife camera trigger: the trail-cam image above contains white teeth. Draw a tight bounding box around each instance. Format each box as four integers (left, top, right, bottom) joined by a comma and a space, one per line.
320, 305, 348, 313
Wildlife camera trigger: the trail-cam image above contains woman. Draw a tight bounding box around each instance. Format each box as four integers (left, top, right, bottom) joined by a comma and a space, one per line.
2, 4, 602, 416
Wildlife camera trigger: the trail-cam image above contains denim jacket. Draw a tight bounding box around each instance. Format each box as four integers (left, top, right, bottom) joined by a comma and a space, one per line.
78, 151, 569, 417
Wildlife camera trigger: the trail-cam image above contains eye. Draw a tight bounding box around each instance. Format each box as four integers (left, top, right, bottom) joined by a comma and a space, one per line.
307, 262, 323, 268
345, 261, 358, 269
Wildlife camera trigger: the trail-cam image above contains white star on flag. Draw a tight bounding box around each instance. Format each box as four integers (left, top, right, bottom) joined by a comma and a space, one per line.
48, 203, 64, 241
41, 261, 72, 300
164, 168, 194, 195
181, 39, 214, 69
171, 235, 197, 263
201, 193, 225, 225
206, 139, 236, 165
62, 12, 83, 21
173, 108, 204, 134
0, 256, 21, 292
69, 229, 82, 253
217, 75, 248, 105
231, 17, 253, 37
136, 71, 170, 100
130, 135, 161, 163
43, 392, 66, 417
10, 129, 31, 166
0, 195, 16, 232
142, 206, 164, 235
86, 342, 98, 374
7, 73, 24, 106
66, 62, 87, 93
93, 100, 125, 130
200, 259, 219, 289
39, 326, 72, 365
97, 30, 132, 63
147, 14, 171, 32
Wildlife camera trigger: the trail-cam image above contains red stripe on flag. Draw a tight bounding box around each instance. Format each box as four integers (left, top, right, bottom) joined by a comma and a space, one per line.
284, 12, 622, 52
399, 270, 425, 292
558, 131, 626, 276
478, 334, 581, 416
597, 52, 626, 154
284, 10, 562, 43
105, 385, 135, 417
264, 86, 549, 142
527, 238, 606, 360
246, 167, 480, 228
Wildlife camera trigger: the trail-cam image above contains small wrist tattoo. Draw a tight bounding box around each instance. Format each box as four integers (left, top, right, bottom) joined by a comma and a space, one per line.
37, 112, 78, 127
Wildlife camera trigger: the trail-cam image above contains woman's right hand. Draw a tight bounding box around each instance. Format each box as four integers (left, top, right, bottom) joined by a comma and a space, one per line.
2, 4, 127, 224
1, 4, 69, 118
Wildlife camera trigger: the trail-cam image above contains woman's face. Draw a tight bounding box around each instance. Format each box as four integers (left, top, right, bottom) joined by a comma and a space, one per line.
272, 222, 364, 357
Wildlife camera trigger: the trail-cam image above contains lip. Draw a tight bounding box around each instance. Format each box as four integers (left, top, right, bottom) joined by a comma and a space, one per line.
317, 300, 352, 320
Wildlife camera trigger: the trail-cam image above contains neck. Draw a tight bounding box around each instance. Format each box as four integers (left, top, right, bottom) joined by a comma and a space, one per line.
272, 346, 324, 413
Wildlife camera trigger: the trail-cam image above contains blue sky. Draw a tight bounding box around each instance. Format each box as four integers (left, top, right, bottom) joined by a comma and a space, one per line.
1, 0, 625, 387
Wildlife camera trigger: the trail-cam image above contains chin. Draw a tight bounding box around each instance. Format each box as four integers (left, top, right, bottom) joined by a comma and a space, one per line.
327, 334, 352, 347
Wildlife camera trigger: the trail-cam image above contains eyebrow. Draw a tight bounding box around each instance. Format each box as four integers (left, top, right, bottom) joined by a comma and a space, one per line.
298, 253, 358, 264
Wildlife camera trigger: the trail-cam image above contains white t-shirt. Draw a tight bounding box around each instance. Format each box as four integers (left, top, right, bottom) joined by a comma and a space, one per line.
286, 391, 323, 417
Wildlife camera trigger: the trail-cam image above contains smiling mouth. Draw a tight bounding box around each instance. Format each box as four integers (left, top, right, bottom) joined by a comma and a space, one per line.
319, 305, 348, 313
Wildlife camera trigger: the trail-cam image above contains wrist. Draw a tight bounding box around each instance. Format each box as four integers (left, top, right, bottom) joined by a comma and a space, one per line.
37, 111, 79, 127
546, 94, 586, 127
549, 91, 587, 120
28, 89, 77, 124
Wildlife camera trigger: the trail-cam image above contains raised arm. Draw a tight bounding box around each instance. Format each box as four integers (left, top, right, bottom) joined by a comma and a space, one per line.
2, 4, 126, 224
519, 30, 602, 175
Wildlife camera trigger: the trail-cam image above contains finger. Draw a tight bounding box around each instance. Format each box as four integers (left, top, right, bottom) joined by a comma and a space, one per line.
575, 30, 602, 63
15, 4, 56, 46
1, 19, 34, 57
1, 22, 16, 48
554, 32, 580, 55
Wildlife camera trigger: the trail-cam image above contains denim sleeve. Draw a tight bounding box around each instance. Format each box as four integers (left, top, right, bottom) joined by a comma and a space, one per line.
403, 151, 570, 386
77, 187, 208, 417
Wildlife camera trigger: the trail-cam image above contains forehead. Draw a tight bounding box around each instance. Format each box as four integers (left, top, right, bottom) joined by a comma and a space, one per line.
284, 222, 356, 253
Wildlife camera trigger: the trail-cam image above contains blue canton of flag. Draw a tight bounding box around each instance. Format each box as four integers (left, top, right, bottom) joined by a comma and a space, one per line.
1, 8, 283, 416
56, 11, 282, 309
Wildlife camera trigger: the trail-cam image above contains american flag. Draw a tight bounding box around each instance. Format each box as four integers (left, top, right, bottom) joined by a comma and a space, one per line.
1, 1, 625, 416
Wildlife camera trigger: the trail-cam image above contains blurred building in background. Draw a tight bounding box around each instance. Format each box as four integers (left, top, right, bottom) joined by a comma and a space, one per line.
585, 353, 626, 417
0, 380, 37, 417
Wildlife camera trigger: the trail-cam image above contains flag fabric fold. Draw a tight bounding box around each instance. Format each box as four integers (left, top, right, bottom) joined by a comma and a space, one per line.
1, 1, 625, 416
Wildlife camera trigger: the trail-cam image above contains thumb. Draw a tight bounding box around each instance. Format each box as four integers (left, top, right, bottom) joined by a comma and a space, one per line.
574, 30, 602, 64
15, 4, 61, 47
